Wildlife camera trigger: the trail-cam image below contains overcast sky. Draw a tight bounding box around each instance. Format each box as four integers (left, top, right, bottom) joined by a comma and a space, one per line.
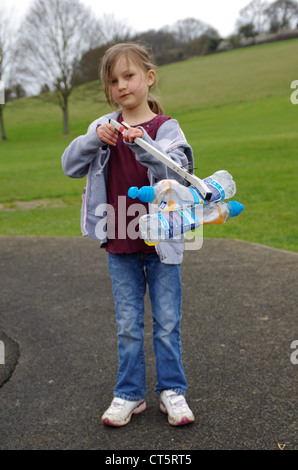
3, 0, 251, 37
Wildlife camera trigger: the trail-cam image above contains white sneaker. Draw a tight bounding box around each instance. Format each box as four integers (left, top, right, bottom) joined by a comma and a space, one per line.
101, 397, 146, 427
160, 390, 195, 426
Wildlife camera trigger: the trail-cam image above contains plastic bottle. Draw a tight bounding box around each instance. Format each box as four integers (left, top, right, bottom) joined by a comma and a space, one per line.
139, 200, 244, 243
128, 170, 236, 209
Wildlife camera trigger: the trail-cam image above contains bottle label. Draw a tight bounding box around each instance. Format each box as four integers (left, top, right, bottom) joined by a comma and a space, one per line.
157, 208, 199, 239
157, 212, 169, 229
204, 178, 225, 202
158, 200, 168, 210
189, 187, 203, 204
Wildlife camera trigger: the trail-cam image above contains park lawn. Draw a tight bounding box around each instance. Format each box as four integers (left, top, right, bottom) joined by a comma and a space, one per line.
0, 39, 297, 252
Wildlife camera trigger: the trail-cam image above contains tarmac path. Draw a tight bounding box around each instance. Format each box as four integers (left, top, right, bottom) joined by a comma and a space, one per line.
0, 236, 297, 450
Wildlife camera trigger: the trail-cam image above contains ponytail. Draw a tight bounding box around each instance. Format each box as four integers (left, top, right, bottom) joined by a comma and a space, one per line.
148, 94, 164, 115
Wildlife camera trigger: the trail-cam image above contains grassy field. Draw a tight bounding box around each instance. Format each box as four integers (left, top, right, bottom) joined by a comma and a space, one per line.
1, 39, 297, 252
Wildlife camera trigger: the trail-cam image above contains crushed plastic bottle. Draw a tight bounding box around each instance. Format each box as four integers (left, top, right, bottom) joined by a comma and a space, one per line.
128, 171, 236, 210
139, 200, 244, 244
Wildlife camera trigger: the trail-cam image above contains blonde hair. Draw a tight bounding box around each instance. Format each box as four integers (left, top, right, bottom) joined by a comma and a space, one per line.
99, 43, 163, 114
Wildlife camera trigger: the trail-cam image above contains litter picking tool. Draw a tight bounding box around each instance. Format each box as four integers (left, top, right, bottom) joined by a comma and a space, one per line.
109, 119, 212, 201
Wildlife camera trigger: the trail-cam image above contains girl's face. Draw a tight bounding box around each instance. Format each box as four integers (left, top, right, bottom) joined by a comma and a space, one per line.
110, 56, 155, 112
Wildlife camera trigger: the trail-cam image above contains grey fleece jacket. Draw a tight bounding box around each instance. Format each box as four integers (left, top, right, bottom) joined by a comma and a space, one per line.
61, 111, 195, 264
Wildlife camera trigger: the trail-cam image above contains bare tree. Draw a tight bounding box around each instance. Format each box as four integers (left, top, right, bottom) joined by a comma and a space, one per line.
98, 13, 133, 44
236, 0, 270, 37
172, 18, 216, 44
71, 13, 133, 85
264, 0, 298, 32
17, 0, 102, 135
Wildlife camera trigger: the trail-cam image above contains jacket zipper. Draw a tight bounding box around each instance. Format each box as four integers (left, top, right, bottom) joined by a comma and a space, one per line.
81, 164, 91, 236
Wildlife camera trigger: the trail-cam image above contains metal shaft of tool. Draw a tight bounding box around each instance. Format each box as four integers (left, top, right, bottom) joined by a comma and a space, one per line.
109, 118, 212, 201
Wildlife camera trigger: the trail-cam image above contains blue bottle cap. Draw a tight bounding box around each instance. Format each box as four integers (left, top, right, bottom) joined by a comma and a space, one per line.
128, 187, 139, 199
128, 186, 155, 203
139, 186, 155, 203
228, 201, 244, 217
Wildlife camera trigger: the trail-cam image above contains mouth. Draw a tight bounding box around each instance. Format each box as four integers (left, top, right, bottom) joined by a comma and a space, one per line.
120, 93, 130, 99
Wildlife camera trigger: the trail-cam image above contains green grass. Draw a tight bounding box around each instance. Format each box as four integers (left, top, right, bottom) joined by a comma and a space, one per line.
1, 39, 298, 251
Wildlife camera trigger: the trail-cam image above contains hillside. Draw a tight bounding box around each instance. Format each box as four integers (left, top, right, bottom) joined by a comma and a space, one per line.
1, 39, 297, 251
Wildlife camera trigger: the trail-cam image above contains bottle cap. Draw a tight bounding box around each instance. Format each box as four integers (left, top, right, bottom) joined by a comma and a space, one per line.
128, 186, 155, 203
128, 187, 139, 199
228, 201, 244, 217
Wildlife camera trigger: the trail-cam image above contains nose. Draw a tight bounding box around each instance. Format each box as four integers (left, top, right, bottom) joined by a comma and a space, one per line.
118, 78, 127, 91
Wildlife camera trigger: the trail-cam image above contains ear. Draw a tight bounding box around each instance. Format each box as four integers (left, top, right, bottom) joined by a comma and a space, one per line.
147, 69, 155, 88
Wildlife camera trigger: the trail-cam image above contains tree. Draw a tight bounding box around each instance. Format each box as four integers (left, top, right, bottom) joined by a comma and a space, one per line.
9, 84, 27, 100
17, 0, 102, 135
172, 18, 216, 44
98, 13, 133, 44
73, 15, 133, 86
236, 0, 270, 37
264, 0, 298, 32
133, 28, 182, 65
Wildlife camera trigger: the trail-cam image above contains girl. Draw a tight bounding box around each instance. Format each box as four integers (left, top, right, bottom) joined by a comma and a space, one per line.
62, 43, 195, 427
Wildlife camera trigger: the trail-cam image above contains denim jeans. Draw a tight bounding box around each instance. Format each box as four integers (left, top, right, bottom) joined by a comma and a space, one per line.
108, 252, 187, 401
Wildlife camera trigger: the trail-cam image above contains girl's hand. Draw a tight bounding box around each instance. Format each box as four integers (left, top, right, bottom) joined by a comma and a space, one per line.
96, 123, 118, 146
123, 127, 144, 143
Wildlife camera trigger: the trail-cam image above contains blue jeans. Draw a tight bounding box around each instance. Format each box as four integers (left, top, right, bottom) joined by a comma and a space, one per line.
108, 252, 187, 401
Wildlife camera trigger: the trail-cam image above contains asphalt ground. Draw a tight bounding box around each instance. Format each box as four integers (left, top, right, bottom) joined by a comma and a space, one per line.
0, 235, 297, 451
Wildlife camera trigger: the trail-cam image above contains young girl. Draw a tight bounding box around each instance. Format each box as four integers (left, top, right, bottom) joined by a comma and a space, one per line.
62, 43, 195, 427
